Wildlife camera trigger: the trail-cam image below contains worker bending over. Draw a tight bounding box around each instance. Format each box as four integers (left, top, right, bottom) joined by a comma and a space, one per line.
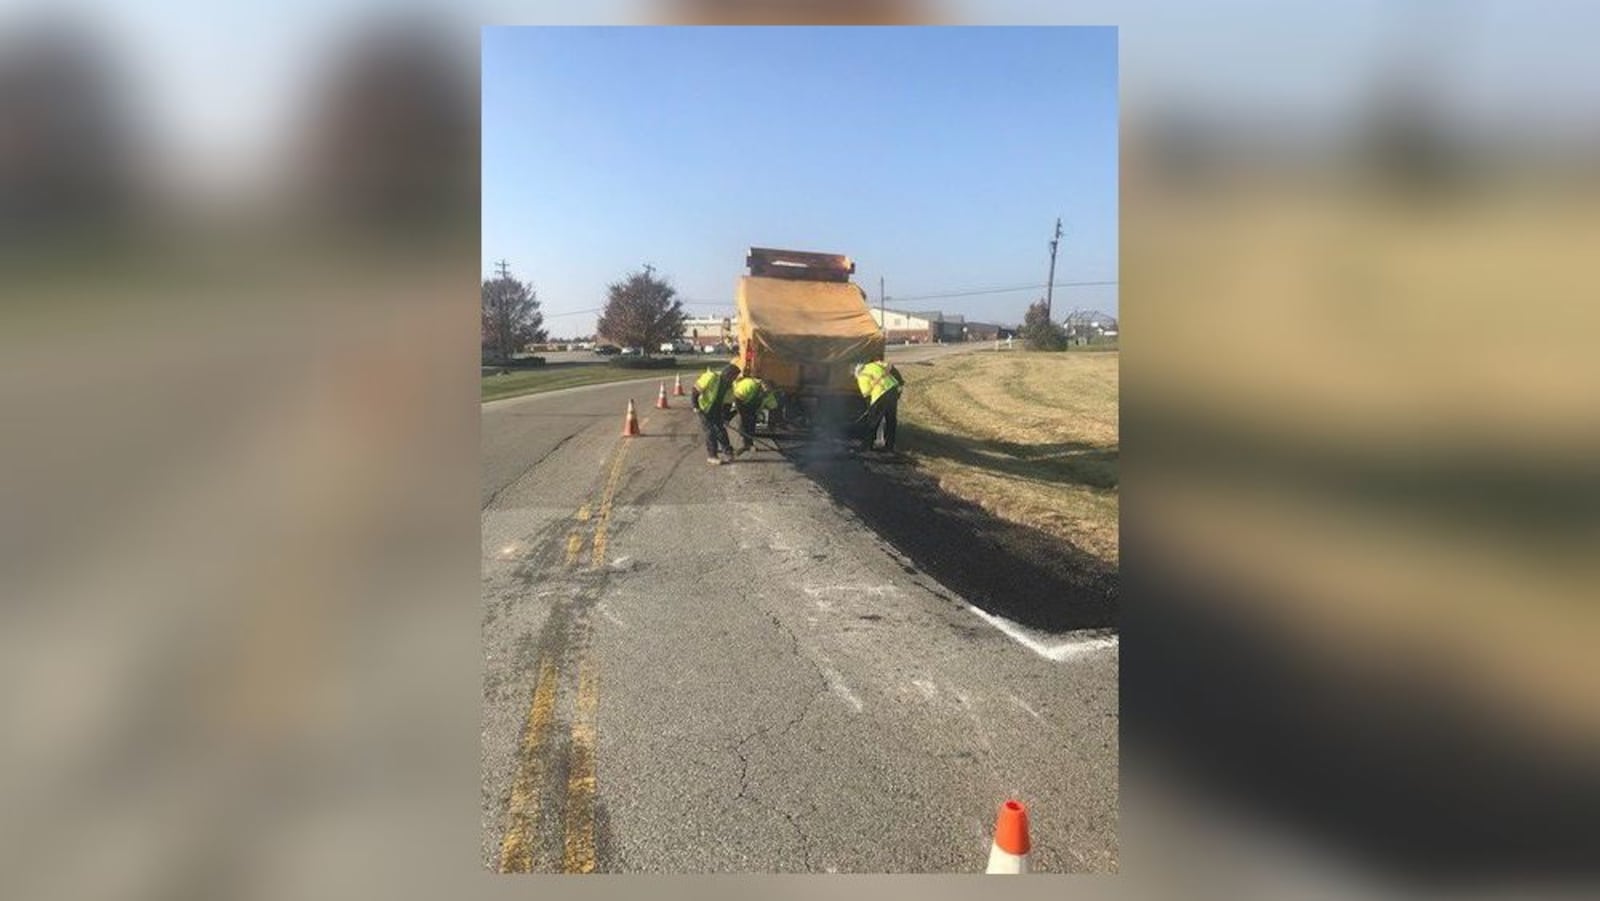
853, 359, 905, 453
692, 362, 741, 465
730, 374, 780, 456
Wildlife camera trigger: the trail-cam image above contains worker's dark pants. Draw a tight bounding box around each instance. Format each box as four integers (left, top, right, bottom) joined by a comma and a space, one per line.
699, 408, 733, 458
735, 404, 760, 451
860, 387, 901, 451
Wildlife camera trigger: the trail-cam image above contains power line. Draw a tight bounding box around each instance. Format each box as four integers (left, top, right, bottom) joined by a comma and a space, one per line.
536, 280, 1117, 320
888, 280, 1118, 303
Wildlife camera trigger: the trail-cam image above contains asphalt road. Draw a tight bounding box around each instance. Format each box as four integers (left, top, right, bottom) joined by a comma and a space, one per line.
480, 343, 1117, 873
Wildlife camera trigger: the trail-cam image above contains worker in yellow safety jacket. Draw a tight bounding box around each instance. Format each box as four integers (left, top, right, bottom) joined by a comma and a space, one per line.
852, 359, 905, 453
729, 375, 781, 456
691, 362, 741, 465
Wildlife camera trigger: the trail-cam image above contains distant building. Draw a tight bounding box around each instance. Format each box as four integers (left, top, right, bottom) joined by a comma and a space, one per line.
869, 308, 935, 343
868, 309, 1004, 343
679, 314, 738, 349
1064, 309, 1119, 344
913, 311, 999, 343
663, 306, 1007, 349
924, 312, 968, 343
963, 322, 1001, 341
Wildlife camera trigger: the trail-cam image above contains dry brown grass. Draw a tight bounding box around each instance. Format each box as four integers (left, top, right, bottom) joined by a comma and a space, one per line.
1125, 183, 1600, 748
896, 350, 1119, 565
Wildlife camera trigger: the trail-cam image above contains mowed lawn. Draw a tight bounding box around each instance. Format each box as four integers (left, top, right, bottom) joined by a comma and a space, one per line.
481, 365, 675, 402
897, 350, 1119, 566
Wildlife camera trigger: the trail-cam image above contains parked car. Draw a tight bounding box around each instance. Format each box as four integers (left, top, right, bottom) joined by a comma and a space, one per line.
620, 346, 643, 357
593, 345, 621, 356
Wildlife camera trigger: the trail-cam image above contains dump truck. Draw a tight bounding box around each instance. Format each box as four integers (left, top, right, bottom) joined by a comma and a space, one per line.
732, 247, 885, 435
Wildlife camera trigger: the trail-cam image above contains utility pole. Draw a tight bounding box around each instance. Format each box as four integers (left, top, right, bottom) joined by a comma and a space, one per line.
879, 276, 886, 338
495, 259, 511, 280
642, 263, 656, 279
1044, 217, 1063, 321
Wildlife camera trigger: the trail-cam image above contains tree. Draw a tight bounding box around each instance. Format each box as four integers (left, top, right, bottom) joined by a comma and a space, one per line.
481, 266, 546, 362
596, 268, 688, 354
1021, 299, 1068, 351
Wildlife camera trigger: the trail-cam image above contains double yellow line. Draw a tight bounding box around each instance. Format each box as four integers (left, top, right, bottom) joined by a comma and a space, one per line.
497, 658, 559, 873
498, 437, 633, 874
562, 434, 633, 571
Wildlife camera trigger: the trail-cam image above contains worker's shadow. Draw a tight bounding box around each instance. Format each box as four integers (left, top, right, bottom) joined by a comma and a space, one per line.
783, 439, 1117, 634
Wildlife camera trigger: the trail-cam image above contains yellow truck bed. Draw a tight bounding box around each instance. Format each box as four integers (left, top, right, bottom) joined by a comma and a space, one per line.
734, 271, 884, 401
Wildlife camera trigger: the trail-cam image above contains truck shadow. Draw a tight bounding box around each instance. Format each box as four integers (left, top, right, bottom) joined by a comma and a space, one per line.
781, 440, 1117, 633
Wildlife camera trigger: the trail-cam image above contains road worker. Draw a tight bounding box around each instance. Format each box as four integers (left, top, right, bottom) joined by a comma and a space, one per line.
691, 361, 741, 465
852, 358, 905, 453
729, 374, 780, 456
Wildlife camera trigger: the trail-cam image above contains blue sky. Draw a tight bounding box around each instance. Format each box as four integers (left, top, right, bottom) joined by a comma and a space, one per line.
482, 26, 1118, 335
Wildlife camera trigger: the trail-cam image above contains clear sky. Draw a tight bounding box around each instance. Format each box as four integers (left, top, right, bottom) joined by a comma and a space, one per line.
482, 26, 1119, 336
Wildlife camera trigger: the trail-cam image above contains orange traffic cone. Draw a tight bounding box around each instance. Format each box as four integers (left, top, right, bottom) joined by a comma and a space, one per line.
672, 373, 685, 396
985, 799, 1031, 874
621, 399, 641, 437
656, 381, 670, 409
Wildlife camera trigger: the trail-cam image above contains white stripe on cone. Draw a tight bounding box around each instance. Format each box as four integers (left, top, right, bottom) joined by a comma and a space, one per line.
985, 799, 1032, 874
986, 844, 1030, 874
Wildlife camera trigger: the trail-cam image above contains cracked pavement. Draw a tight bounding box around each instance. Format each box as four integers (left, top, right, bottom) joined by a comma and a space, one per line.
481, 346, 1118, 872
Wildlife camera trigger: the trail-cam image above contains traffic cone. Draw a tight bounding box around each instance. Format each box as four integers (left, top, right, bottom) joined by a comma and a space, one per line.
673, 373, 685, 396
985, 799, 1031, 874
656, 381, 670, 409
621, 400, 641, 437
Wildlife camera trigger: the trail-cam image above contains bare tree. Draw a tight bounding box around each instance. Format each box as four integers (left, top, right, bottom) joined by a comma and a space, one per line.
481, 264, 545, 362
596, 268, 688, 354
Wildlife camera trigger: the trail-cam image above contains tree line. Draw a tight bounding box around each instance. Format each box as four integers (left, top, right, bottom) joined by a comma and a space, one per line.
481, 265, 688, 362
485, 262, 1081, 360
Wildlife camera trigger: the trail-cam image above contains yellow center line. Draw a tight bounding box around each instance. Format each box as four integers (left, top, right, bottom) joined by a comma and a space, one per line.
497, 658, 560, 873
590, 439, 632, 570
499, 439, 623, 872
562, 653, 601, 874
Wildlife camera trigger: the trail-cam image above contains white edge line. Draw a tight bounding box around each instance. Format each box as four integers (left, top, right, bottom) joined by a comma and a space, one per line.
966, 605, 1119, 662
481, 373, 667, 408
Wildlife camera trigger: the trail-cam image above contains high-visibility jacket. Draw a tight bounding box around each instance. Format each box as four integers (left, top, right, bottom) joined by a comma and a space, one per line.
855, 361, 901, 404
694, 368, 729, 414
731, 376, 777, 410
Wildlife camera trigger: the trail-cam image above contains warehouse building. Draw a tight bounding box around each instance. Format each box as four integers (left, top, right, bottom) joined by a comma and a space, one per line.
868, 308, 935, 343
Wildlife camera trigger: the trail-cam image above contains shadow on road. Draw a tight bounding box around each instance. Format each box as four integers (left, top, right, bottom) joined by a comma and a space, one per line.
782, 439, 1117, 633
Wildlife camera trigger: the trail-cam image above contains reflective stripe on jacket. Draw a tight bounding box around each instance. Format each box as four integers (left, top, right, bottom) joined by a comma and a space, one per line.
734, 377, 779, 411
855, 361, 901, 404
695, 369, 725, 414
733, 376, 776, 409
